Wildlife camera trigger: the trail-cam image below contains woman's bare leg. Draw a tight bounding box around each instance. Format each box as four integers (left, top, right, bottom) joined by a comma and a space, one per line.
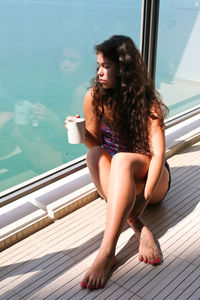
85, 146, 111, 200
81, 149, 150, 289
127, 165, 170, 265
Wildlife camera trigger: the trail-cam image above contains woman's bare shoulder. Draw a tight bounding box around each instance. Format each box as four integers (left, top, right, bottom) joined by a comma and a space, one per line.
83, 88, 94, 112
84, 88, 94, 101
83, 88, 97, 119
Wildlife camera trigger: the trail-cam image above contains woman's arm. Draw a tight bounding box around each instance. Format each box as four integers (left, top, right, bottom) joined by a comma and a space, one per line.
83, 89, 103, 148
144, 116, 166, 201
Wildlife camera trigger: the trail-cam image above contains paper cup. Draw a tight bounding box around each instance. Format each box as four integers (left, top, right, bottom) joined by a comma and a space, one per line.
14, 100, 32, 125
67, 117, 86, 144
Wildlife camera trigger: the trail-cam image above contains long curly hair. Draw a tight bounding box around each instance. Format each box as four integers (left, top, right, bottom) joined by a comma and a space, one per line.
91, 35, 168, 155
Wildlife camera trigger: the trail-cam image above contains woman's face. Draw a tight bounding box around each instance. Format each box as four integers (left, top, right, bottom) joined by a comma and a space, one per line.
97, 52, 116, 89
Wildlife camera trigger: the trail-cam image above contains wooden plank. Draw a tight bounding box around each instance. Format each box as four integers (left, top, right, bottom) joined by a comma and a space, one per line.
164, 267, 200, 300
0, 200, 105, 274
0, 198, 103, 262
145, 261, 197, 299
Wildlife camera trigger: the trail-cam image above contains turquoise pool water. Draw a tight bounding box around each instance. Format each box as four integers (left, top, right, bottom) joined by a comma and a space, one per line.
0, 0, 141, 192
0, 0, 199, 193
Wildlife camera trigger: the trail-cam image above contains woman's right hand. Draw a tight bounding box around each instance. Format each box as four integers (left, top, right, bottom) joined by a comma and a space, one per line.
64, 116, 72, 131
64, 115, 80, 131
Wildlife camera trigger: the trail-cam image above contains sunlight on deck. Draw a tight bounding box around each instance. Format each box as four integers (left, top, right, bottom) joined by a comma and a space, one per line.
0, 141, 200, 300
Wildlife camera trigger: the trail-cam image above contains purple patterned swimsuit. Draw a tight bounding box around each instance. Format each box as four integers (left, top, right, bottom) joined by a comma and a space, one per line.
101, 121, 128, 157
101, 121, 171, 191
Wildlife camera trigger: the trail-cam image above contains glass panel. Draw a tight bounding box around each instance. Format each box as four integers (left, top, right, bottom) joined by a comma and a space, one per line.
0, 0, 142, 193
156, 0, 200, 117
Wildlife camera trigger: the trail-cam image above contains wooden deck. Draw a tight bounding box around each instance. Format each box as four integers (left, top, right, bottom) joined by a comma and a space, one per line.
0, 141, 200, 300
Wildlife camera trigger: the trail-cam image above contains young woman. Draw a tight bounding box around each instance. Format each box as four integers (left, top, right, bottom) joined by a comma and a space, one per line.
65, 35, 170, 290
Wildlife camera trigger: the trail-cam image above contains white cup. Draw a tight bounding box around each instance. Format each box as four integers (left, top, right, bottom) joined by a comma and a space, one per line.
14, 100, 32, 125
67, 117, 86, 144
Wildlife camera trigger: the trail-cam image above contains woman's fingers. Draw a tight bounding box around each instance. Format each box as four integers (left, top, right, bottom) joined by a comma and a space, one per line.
65, 115, 81, 130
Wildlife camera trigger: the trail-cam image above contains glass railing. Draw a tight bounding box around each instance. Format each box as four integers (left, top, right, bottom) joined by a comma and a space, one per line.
0, 0, 142, 193
156, 0, 200, 117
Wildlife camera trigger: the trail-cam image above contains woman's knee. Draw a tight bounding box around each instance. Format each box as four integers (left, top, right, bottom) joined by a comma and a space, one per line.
112, 152, 136, 171
86, 146, 111, 169
111, 152, 149, 179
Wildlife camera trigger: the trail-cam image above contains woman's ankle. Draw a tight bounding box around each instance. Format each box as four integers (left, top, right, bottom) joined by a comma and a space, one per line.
127, 217, 146, 237
99, 240, 116, 257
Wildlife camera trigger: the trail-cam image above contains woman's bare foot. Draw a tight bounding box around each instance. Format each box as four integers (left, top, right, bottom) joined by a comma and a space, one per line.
138, 226, 160, 265
127, 217, 160, 265
80, 251, 116, 289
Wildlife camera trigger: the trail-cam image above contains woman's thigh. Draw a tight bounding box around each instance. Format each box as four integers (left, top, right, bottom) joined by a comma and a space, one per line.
86, 146, 112, 199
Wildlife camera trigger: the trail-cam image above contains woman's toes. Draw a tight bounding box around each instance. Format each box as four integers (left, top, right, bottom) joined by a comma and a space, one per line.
80, 281, 87, 289
87, 279, 95, 289
95, 278, 102, 289
139, 255, 143, 262
88, 278, 103, 289
100, 281, 105, 288
81, 274, 89, 288
154, 253, 161, 264
148, 256, 154, 265
95, 281, 99, 289
148, 254, 161, 266
155, 258, 160, 264
143, 256, 148, 263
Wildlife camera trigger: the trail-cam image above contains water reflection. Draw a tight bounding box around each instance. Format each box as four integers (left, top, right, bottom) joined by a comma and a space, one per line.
60, 47, 82, 74
0, 99, 67, 192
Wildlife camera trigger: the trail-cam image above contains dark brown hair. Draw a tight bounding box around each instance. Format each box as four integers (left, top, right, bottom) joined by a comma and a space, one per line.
91, 35, 168, 155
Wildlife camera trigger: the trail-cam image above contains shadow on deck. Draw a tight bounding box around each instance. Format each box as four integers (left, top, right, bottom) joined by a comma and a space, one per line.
0, 142, 200, 300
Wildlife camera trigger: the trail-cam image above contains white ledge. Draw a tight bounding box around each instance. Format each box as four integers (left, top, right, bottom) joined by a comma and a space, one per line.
165, 113, 200, 156
0, 168, 96, 248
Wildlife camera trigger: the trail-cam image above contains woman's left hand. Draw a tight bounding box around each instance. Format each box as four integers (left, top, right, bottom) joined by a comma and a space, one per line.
128, 189, 149, 221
